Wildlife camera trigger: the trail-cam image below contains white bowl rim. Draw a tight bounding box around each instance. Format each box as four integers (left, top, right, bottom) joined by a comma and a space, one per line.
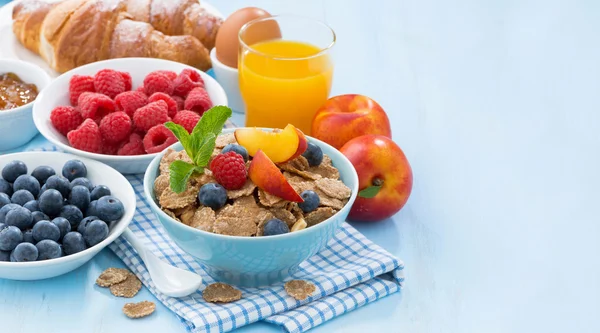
210, 48, 238, 74
0, 59, 52, 115
144, 127, 359, 242
33, 57, 228, 161
0, 151, 136, 267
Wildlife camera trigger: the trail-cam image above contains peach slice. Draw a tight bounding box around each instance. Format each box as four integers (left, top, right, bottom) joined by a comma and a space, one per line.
248, 150, 304, 202
235, 124, 300, 163
285, 128, 308, 162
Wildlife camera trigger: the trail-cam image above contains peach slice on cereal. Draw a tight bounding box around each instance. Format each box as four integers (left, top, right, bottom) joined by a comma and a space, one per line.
235, 124, 300, 163
286, 128, 308, 162
249, 150, 304, 202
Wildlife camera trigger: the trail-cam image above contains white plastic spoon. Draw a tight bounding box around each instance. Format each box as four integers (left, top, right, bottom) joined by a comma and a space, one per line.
122, 228, 203, 297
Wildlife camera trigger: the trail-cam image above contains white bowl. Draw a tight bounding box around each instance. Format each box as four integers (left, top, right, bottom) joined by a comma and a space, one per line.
0, 60, 51, 151
210, 48, 244, 113
33, 58, 228, 174
0, 151, 136, 280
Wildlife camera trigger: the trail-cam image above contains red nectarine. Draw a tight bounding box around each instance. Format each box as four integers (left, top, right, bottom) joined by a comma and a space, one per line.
248, 150, 304, 202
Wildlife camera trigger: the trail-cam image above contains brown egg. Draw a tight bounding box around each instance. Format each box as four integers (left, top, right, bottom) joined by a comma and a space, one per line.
215, 7, 281, 68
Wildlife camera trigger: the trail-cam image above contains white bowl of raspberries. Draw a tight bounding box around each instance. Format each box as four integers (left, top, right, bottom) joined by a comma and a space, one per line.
32, 58, 228, 174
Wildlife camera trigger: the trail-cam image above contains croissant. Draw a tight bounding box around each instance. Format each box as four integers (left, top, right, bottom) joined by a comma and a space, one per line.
12, 0, 223, 73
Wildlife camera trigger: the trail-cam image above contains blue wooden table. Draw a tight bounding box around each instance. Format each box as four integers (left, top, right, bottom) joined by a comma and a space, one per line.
2, 0, 600, 332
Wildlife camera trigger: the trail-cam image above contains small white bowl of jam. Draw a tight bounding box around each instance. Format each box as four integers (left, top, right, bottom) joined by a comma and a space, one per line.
0, 59, 51, 151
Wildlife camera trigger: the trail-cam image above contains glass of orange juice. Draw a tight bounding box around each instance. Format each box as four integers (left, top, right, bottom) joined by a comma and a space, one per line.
238, 16, 335, 135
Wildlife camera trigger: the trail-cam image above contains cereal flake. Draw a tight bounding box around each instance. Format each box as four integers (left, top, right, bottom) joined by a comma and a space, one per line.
202, 283, 242, 303
308, 155, 339, 179
122, 301, 156, 319
174, 204, 197, 225
96, 268, 129, 287
284, 280, 316, 300
190, 206, 216, 232
153, 174, 170, 197
159, 178, 201, 209
315, 178, 352, 200
110, 272, 142, 298
215, 133, 237, 148
304, 207, 336, 226
269, 208, 296, 228
227, 180, 257, 199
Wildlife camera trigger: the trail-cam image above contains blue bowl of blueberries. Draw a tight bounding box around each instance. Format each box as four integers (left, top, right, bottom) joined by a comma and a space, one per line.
0, 152, 136, 280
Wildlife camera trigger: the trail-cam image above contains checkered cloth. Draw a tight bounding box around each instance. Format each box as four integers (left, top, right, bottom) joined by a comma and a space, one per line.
33, 122, 404, 333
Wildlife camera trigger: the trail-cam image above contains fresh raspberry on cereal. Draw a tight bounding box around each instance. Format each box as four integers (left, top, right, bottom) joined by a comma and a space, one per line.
67, 119, 102, 153
173, 110, 200, 133
119, 71, 133, 91
50, 105, 83, 136
99, 111, 132, 144
143, 72, 174, 96
184, 87, 212, 115
133, 100, 170, 132
69, 75, 95, 106
94, 69, 127, 99
118, 133, 145, 155
115, 91, 148, 118
210, 151, 247, 190
143, 124, 177, 154
77, 92, 116, 122
148, 92, 177, 118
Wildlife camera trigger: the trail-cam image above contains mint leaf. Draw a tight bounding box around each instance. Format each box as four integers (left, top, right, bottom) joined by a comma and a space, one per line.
193, 133, 216, 166
165, 122, 194, 160
193, 106, 232, 138
169, 160, 200, 193
358, 185, 382, 199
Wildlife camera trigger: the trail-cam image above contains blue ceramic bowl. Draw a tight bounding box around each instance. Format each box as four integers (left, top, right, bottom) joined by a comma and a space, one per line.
143, 128, 359, 287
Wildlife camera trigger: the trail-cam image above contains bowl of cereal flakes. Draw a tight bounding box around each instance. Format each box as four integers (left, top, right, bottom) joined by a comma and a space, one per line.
143, 110, 358, 287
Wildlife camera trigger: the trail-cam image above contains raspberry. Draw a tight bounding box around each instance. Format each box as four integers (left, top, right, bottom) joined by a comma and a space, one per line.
136, 85, 145, 93
152, 70, 177, 81
50, 106, 83, 136
172, 95, 184, 111
118, 133, 145, 155
181, 68, 204, 84
209, 152, 247, 190
119, 71, 132, 91
184, 87, 213, 115
133, 100, 170, 132
143, 72, 174, 95
115, 91, 148, 118
69, 75, 95, 106
77, 92, 116, 122
148, 92, 177, 118
67, 119, 102, 153
99, 111, 132, 143
143, 124, 177, 154
101, 139, 121, 155
93, 69, 126, 99
173, 110, 200, 133
172, 72, 203, 98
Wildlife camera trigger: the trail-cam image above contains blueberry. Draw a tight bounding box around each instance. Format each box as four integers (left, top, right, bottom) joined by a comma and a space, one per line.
62, 232, 86, 255
86, 200, 98, 217
0, 203, 20, 224
96, 196, 124, 222
39, 189, 64, 217
44, 175, 71, 198
84, 219, 108, 247
1, 160, 27, 183
13, 175, 40, 198
39, 184, 47, 197
301, 142, 323, 167
31, 166, 56, 185
32, 220, 60, 242
59, 205, 83, 229
62, 160, 87, 181
0, 250, 9, 261
0, 193, 10, 209
70, 177, 93, 191
263, 218, 290, 236
69, 185, 90, 213
23, 200, 40, 212
222, 144, 249, 162
11, 189, 35, 206
90, 185, 111, 201
5, 206, 33, 230
31, 211, 50, 224
11, 242, 38, 262
0, 179, 13, 196
22, 229, 35, 244
0, 225, 23, 251
298, 190, 320, 213
198, 183, 227, 210
36, 240, 62, 260
52, 217, 71, 240
77, 216, 98, 236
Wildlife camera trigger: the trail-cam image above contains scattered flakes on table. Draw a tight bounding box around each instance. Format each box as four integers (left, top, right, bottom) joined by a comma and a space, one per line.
227, 179, 257, 199
308, 155, 339, 180
284, 280, 316, 300
215, 133, 237, 148
304, 207, 336, 226
159, 178, 201, 209
96, 267, 129, 287
110, 272, 142, 298
190, 206, 216, 232
153, 173, 170, 197
315, 178, 352, 200
202, 283, 242, 303
122, 301, 156, 319
290, 218, 307, 232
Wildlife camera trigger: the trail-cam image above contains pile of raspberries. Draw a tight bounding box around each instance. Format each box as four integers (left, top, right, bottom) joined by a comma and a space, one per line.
50, 68, 212, 155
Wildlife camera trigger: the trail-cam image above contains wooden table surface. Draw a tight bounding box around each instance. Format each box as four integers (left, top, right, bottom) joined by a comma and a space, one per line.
1, 0, 599, 332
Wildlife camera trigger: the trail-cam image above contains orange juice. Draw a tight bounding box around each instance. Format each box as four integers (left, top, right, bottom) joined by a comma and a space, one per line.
239, 40, 333, 134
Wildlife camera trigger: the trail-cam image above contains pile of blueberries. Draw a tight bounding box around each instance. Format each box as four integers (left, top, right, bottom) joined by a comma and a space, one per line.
0, 159, 125, 262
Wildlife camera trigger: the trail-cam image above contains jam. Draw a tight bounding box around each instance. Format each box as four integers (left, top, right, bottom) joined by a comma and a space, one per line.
0, 72, 38, 110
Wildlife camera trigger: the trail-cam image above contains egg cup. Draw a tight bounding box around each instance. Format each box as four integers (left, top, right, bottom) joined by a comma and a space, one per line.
210, 48, 245, 114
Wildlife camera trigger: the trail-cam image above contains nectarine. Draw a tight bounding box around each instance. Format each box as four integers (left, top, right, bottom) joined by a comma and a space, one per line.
248, 150, 304, 202
235, 125, 300, 163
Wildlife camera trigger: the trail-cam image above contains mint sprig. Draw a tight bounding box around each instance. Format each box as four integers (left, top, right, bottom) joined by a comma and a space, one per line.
164, 106, 232, 193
